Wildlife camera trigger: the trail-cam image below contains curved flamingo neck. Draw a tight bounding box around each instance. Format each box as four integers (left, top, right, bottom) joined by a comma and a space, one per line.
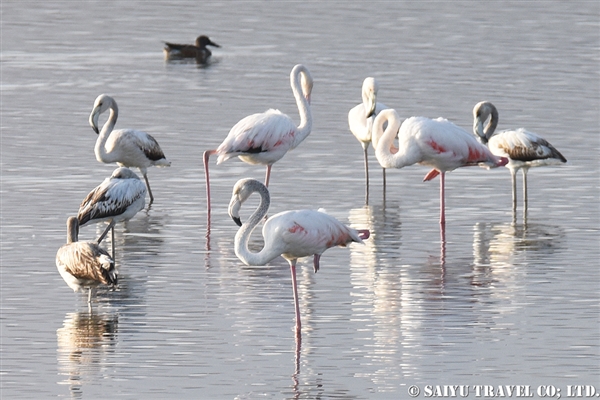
95, 100, 119, 163
373, 110, 414, 169
234, 182, 278, 266
289, 66, 312, 149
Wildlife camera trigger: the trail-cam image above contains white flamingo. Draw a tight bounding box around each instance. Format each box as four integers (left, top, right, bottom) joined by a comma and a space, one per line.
348, 77, 391, 202
204, 64, 313, 212
56, 216, 118, 303
228, 178, 370, 336
89, 94, 171, 203
77, 167, 147, 258
473, 101, 567, 211
372, 109, 508, 225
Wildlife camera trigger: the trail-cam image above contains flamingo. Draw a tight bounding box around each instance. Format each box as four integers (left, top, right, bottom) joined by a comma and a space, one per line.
372, 109, 508, 225
89, 94, 171, 204
163, 35, 220, 63
473, 101, 567, 211
77, 167, 147, 259
56, 216, 118, 303
204, 64, 313, 212
228, 178, 370, 336
348, 77, 391, 203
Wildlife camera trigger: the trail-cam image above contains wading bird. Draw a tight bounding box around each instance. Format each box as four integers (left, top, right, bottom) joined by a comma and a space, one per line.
89, 94, 171, 204
472, 101, 567, 211
372, 109, 508, 225
204, 64, 313, 212
348, 77, 391, 203
228, 178, 370, 337
77, 167, 147, 259
56, 216, 117, 303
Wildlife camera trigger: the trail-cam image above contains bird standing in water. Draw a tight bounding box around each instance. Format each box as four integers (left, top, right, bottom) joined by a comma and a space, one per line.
77, 167, 147, 259
372, 109, 508, 225
89, 94, 171, 204
203, 64, 313, 212
228, 178, 370, 337
56, 216, 117, 304
472, 101, 567, 212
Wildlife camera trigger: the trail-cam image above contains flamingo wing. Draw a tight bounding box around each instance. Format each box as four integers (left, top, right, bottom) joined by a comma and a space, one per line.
265, 210, 363, 261
490, 128, 567, 163
56, 242, 116, 286
108, 129, 168, 163
404, 117, 503, 171
216, 109, 297, 165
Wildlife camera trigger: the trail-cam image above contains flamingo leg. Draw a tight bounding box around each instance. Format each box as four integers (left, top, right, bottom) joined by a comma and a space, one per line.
88, 287, 93, 303
382, 167, 387, 200
203, 150, 216, 212
111, 225, 115, 260
363, 147, 369, 205
313, 254, 321, 273
97, 220, 116, 245
522, 168, 529, 211
289, 260, 301, 335
264, 164, 272, 188
142, 173, 154, 204
439, 171, 446, 225
510, 168, 518, 212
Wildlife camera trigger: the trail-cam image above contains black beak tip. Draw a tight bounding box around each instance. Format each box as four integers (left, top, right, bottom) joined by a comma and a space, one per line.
92, 126, 99, 134
233, 216, 242, 227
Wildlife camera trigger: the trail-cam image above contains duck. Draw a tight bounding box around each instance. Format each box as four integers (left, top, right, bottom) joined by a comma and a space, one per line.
163, 35, 220, 63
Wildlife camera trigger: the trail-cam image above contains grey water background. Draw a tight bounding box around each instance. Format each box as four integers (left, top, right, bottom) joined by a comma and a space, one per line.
1, 1, 599, 398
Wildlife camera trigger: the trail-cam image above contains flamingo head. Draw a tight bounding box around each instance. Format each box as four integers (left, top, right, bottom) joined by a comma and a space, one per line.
362, 77, 378, 118
472, 101, 498, 144
89, 94, 115, 134
228, 178, 270, 227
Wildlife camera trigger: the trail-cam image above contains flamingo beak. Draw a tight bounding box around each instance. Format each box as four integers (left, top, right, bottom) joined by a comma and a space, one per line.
474, 118, 487, 144
232, 216, 242, 227
89, 108, 100, 134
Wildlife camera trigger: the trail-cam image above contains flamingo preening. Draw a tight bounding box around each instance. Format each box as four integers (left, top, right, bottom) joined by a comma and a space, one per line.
348, 77, 391, 203
372, 109, 508, 225
204, 64, 313, 212
56, 216, 117, 303
228, 178, 370, 337
77, 167, 147, 259
472, 101, 567, 211
89, 94, 171, 204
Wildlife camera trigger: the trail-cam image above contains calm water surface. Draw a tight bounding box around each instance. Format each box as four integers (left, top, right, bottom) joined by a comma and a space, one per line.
1, 1, 599, 398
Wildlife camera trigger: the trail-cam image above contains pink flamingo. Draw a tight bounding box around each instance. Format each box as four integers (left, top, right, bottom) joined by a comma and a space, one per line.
203, 64, 313, 212
372, 109, 508, 225
473, 101, 567, 211
228, 178, 370, 337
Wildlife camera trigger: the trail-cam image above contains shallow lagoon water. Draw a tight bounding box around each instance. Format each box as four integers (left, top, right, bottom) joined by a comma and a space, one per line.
1, 1, 598, 398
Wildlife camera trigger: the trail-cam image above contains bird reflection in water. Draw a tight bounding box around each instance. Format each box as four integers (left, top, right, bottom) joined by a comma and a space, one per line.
56, 311, 118, 397
472, 221, 565, 289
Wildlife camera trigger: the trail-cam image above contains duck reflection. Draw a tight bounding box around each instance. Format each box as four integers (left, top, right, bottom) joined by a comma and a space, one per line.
56, 311, 118, 397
